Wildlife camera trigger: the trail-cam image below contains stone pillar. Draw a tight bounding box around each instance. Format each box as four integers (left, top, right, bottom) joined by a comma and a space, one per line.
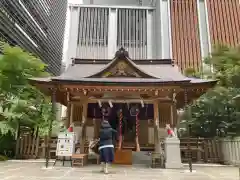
164, 137, 183, 169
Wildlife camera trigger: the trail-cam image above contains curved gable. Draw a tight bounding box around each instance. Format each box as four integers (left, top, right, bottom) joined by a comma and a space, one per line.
87, 48, 158, 79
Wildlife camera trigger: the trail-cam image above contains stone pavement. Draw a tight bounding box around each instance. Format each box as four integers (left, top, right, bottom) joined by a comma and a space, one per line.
0, 161, 238, 180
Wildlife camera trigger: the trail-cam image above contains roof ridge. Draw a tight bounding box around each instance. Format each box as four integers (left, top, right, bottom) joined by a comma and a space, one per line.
73, 58, 174, 65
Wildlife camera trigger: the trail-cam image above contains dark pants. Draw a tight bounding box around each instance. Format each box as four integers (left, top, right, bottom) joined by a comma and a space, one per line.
99, 147, 114, 163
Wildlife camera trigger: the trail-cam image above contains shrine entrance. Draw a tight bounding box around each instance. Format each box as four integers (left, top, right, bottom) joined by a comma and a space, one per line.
88, 100, 154, 151
88, 99, 154, 165
107, 103, 137, 144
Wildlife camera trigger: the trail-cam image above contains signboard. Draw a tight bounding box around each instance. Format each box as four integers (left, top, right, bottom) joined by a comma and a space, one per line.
56, 132, 75, 157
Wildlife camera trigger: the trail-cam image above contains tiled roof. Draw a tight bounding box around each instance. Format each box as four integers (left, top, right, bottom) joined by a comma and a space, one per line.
30, 48, 216, 85
51, 62, 214, 84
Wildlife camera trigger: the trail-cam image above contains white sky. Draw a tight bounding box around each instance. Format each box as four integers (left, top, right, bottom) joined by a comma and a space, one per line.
68, 0, 82, 4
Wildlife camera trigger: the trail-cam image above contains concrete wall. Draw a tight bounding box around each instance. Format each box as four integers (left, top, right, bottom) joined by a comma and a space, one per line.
65, 1, 168, 66
220, 138, 240, 165
82, 0, 153, 6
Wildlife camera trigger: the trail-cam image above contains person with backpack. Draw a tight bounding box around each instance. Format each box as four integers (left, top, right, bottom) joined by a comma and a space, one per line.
98, 119, 117, 174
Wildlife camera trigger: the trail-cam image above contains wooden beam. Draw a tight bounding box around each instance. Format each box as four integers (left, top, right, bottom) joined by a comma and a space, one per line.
87, 97, 172, 103
60, 84, 181, 92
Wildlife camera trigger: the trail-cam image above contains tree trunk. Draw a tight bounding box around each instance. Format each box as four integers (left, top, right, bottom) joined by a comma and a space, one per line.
14, 121, 20, 158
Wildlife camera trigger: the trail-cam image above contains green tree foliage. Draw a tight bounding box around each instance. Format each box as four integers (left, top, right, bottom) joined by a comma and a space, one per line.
184, 67, 201, 78
183, 44, 240, 137
0, 42, 48, 94
205, 45, 240, 88
0, 42, 58, 150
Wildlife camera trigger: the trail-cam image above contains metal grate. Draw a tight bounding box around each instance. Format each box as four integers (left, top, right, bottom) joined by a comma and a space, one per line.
76, 7, 109, 59
117, 8, 147, 59
74, 6, 149, 59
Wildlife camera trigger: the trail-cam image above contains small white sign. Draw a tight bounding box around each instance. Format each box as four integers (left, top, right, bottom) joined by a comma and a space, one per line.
56, 132, 75, 157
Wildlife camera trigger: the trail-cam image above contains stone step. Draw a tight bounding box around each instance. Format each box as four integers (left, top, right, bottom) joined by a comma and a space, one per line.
132, 151, 151, 165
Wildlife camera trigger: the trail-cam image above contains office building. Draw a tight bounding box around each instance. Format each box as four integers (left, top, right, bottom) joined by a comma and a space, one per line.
0, 0, 67, 75
66, 0, 240, 71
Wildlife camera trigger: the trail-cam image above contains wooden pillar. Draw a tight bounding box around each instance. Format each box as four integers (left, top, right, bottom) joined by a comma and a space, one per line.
70, 103, 74, 125
170, 103, 174, 126
170, 102, 178, 126
172, 102, 177, 127
93, 106, 99, 139
80, 102, 88, 154
93, 119, 98, 139
66, 92, 71, 128
170, 101, 178, 138
45, 88, 56, 168
171, 92, 178, 129
135, 110, 140, 152
153, 100, 161, 153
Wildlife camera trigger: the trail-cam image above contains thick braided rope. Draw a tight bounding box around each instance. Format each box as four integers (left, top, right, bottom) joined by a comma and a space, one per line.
119, 110, 123, 138
117, 109, 123, 149
136, 110, 140, 137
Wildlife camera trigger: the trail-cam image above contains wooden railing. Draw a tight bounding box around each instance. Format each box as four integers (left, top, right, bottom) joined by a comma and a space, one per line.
16, 135, 222, 163
180, 138, 221, 163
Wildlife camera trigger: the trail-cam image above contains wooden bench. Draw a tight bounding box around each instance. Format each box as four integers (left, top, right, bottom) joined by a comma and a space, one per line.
72, 154, 88, 167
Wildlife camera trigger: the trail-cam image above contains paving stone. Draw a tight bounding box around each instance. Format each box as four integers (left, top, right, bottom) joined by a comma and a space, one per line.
0, 161, 238, 180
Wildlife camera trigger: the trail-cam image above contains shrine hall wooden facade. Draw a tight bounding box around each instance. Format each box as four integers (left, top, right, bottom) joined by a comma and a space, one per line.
30, 48, 216, 149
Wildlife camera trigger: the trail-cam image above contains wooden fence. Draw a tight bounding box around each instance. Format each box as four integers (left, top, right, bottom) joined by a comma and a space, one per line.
15, 134, 40, 159
16, 135, 224, 163
16, 135, 57, 159
180, 138, 221, 163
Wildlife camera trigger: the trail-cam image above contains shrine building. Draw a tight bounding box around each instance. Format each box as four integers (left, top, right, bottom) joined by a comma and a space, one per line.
30, 48, 216, 165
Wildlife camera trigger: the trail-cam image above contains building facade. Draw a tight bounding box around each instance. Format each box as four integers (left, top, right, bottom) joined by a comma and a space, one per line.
0, 0, 67, 75
66, 0, 240, 72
